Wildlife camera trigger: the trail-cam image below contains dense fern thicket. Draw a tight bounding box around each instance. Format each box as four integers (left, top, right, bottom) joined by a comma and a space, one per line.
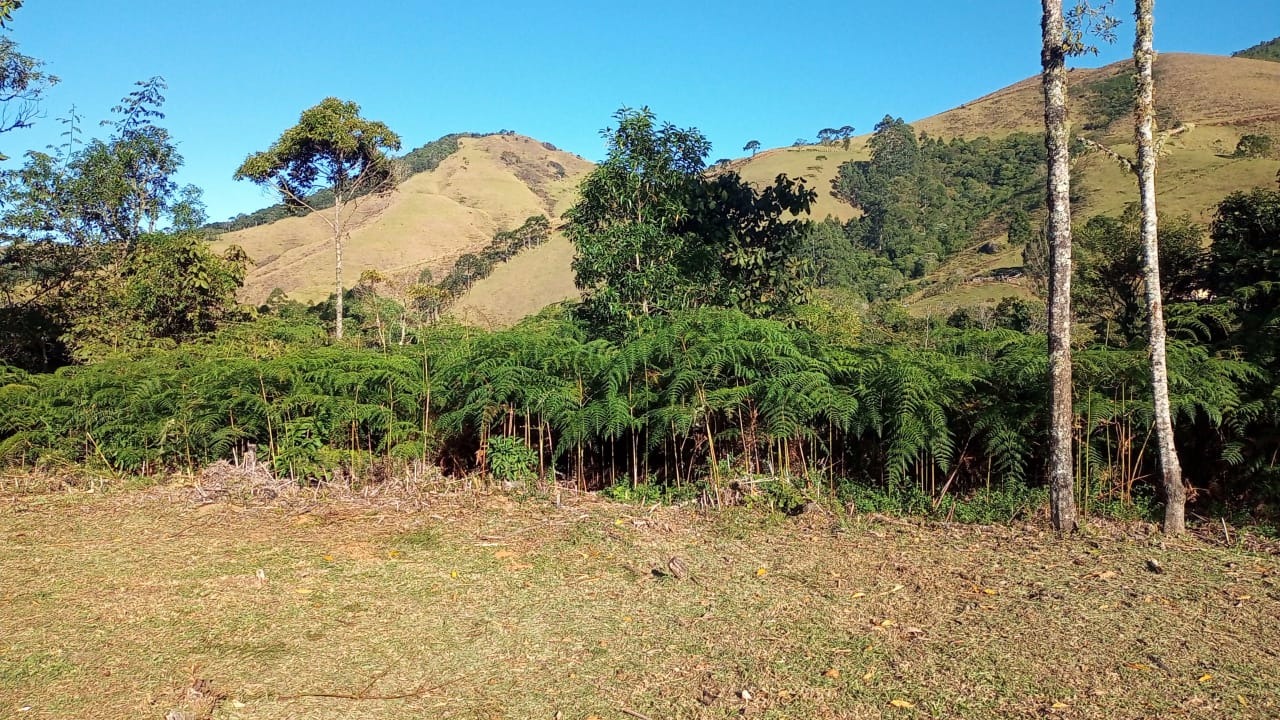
1, 304, 1272, 515
206, 133, 472, 232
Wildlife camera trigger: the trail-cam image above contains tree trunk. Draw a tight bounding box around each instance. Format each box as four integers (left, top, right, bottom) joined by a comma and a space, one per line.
334, 195, 345, 340
1042, 0, 1079, 532
1134, 0, 1186, 534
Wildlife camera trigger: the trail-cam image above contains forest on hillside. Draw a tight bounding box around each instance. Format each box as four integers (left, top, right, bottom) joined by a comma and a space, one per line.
2, 4, 1280, 532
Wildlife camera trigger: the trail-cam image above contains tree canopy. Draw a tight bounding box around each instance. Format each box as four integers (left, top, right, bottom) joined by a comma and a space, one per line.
234, 97, 401, 208
566, 107, 814, 332
234, 97, 401, 339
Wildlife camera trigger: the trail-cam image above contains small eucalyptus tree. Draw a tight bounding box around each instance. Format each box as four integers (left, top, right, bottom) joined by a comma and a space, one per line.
235, 98, 401, 339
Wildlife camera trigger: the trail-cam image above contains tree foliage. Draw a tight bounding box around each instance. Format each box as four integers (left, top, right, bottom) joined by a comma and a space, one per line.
0, 78, 231, 371
235, 98, 401, 338
566, 107, 814, 332
830, 117, 1046, 282
1073, 207, 1206, 343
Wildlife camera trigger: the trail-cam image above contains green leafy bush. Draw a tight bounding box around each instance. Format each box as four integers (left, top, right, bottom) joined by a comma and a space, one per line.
487, 435, 538, 484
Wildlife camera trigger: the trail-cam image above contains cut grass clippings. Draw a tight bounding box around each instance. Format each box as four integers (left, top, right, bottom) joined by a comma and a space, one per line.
1, 482, 1277, 719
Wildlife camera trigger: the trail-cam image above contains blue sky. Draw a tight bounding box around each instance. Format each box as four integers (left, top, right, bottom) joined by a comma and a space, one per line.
5, 0, 1277, 222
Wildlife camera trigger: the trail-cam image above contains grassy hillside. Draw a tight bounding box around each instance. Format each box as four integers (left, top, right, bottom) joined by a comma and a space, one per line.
212, 134, 592, 305
901, 53, 1280, 314
730, 142, 870, 222
451, 231, 580, 326
221, 54, 1280, 324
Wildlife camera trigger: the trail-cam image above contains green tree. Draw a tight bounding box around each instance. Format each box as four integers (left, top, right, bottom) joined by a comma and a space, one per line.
64, 232, 247, 362
0, 1, 58, 160
1208, 189, 1280, 361
0, 79, 207, 370
1074, 209, 1206, 344
1233, 134, 1274, 158
566, 107, 814, 332
234, 98, 401, 339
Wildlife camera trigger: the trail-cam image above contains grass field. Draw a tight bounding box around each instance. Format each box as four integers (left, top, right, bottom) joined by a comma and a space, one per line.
2, 478, 1277, 719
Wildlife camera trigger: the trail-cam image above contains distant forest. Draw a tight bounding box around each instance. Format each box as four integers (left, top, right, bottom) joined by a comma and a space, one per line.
1234, 35, 1280, 62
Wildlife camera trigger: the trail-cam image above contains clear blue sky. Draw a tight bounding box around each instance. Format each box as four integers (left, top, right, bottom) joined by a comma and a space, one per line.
5, 0, 1277, 223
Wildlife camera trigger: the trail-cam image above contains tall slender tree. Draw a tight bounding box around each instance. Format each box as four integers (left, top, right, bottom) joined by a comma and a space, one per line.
1040, 1, 1118, 532
235, 98, 401, 339
1041, 0, 1078, 532
1133, 0, 1186, 533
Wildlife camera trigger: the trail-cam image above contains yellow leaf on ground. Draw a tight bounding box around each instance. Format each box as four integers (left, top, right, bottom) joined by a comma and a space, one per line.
823, 668, 840, 679
889, 698, 915, 709
1198, 673, 1213, 683
1098, 570, 1118, 579
1124, 662, 1152, 672
1051, 702, 1068, 709
1238, 695, 1248, 707
852, 592, 867, 598
756, 567, 768, 577
862, 669, 875, 681
982, 588, 998, 595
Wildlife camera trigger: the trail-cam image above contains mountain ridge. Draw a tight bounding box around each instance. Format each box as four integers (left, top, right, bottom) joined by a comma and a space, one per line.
219, 51, 1280, 324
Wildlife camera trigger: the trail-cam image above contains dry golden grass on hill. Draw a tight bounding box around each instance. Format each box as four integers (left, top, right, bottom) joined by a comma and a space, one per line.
915, 54, 1280, 140
451, 232, 580, 327
2, 482, 1278, 719
212, 135, 592, 305
217, 53, 1280, 324
730, 142, 870, 222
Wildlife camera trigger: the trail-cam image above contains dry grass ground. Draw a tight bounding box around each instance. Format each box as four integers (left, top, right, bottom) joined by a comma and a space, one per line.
2, 478, 1277, 720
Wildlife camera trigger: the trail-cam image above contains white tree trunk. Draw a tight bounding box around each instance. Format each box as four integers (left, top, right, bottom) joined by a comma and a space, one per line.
1134, 0, 1186, 534
334, 194, 345, 340
1042, 0, 1078, 532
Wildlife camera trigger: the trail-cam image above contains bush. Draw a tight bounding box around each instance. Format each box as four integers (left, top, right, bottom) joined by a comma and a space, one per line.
487, 435, 537, 484
1234, 134, 1274, 158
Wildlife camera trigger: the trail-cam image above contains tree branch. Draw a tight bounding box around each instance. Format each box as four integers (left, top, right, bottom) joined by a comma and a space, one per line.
1076, 136, 1136, 174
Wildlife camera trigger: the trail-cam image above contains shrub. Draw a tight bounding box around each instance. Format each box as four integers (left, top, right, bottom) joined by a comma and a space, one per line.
1234, 134, 1274, 158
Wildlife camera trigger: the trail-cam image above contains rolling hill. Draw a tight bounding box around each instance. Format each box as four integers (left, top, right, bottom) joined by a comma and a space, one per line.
211, 134, 592, 306
217, 52, 1280, 325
